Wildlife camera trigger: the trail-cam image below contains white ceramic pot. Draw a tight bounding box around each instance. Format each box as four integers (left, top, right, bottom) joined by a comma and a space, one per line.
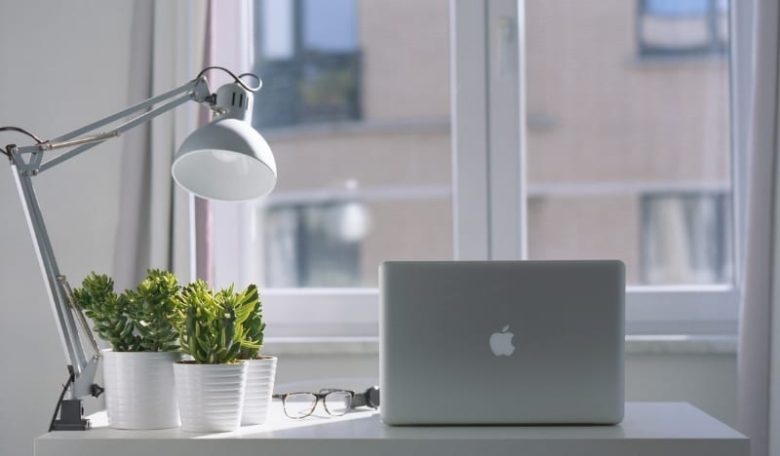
241, 356, 278, 425
173, 361, 247, 432
102, 350, 181, 430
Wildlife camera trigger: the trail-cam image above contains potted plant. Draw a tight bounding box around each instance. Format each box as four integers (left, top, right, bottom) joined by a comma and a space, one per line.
73, 270, 182, 430
232, 284, 277, 426
173, 280, 258, 432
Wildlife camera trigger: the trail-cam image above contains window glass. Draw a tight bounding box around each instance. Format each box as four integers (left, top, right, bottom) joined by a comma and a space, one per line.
252, 0, 452, 288
525, 0, 732, 286
302, 0, 358, 52
256, 0, 361, 127
645, 0, 709, 16
260, 0, 294, 60
640, 193, 732, 284
638, 0, 728, 55
264, 201, 364, 287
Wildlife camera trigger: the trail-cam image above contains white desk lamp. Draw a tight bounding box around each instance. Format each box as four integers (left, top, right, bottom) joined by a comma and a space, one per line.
0, 66, 276, 430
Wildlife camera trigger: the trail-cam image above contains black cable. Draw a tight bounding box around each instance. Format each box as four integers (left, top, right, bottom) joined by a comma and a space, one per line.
48, 373, 74, 432
0, 126, 44, 144
0, 126, 45, 158
195, 66, 262, 92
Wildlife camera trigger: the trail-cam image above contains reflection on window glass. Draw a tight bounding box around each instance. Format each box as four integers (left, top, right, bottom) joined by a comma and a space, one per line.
303, 0, 358, 52
525, 0, 731, 285
254, 0, 361, 127
260, 0, 294, 60
253, 0, 452, 288
641, 193, 732, 284
638, 0, 728, 56
264, 200, 368, 287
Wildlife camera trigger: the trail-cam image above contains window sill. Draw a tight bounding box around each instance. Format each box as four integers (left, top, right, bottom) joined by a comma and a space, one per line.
625, 334, 737, 355
263, 335, 737, 357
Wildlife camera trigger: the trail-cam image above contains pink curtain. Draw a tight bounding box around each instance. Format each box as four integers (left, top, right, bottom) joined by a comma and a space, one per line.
194, 0, 255, 286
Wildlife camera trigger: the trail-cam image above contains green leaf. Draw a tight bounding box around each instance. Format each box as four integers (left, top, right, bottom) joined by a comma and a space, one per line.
174, 280, 266, 364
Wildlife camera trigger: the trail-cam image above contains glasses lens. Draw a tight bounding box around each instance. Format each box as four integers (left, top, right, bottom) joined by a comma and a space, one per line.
324, 391, 352, 416
284, 393, 317, 418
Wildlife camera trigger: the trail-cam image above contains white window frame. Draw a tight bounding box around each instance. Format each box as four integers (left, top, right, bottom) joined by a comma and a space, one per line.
453, 0, 747, 338
217, 0, 749, 342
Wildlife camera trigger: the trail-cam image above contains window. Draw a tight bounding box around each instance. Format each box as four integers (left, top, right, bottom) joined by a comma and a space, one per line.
637, 0, 728, 57
264, 199, 366, 288
216, 0, 744, 340
452, 0, 740, 336
641, 192, 732, 285
254, 0, 361, 127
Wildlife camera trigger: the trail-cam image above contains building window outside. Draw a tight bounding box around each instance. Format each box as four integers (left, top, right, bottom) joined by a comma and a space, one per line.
637, 0, 728, 57
264, 200, 370, 288
253, 0, 361, 128
641, 192, 732, 285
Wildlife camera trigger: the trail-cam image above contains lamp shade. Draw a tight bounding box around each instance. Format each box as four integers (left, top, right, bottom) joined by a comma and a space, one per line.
172, 117, 277, 201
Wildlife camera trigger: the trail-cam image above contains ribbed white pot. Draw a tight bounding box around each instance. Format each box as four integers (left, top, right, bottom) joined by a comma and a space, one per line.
173, 361, 247, 432
241, 357, 277, 425
102, 350, 181, 430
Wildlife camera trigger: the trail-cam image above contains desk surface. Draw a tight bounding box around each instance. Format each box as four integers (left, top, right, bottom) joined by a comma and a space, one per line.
36, 402, 748, 456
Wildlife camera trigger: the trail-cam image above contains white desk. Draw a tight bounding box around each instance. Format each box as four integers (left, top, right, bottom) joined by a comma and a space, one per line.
35, 402, 748, 456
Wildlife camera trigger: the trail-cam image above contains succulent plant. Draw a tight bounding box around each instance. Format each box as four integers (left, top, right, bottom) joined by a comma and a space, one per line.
231, 284, 265, 359
176, 280, 261, 364
74, 270, 183, 352
126, 269, 182, 352
73, 273, 142, 352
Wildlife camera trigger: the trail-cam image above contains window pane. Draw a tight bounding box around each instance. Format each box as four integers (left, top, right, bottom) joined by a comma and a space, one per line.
260, 0, 294, 60
640, 193, 732, 284
638, 0, 728, 56
525, 0, 731, 286
252, 0, 452, 288
302, 0, 358, 52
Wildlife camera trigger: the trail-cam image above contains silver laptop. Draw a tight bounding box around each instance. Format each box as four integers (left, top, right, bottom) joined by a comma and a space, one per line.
380, 260, 624, 425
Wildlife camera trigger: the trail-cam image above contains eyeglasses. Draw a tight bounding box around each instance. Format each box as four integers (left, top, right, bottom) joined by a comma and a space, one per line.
273, 389, 354, 419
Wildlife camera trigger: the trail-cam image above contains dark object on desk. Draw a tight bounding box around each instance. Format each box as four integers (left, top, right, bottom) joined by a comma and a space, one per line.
349, 385, 380, 409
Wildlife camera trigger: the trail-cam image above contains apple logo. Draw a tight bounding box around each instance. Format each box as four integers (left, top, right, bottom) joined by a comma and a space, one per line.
489, 325, 515, 356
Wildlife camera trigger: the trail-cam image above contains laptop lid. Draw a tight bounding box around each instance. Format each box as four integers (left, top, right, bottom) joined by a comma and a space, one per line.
380, 260, 624, 425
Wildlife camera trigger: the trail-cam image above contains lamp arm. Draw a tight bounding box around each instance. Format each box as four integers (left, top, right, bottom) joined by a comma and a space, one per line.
12, 76, 212, 174
4, 75, 212, 402
10, 164, 97, 399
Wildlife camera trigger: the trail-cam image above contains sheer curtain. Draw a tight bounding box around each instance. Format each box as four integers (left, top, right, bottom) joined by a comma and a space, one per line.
737, 1, 780, 455
113, 0, 208, 289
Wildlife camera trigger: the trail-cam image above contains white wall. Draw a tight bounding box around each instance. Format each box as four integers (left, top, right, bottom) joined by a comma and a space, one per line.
0, 1, 131, 455
0, 2, 739, 455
